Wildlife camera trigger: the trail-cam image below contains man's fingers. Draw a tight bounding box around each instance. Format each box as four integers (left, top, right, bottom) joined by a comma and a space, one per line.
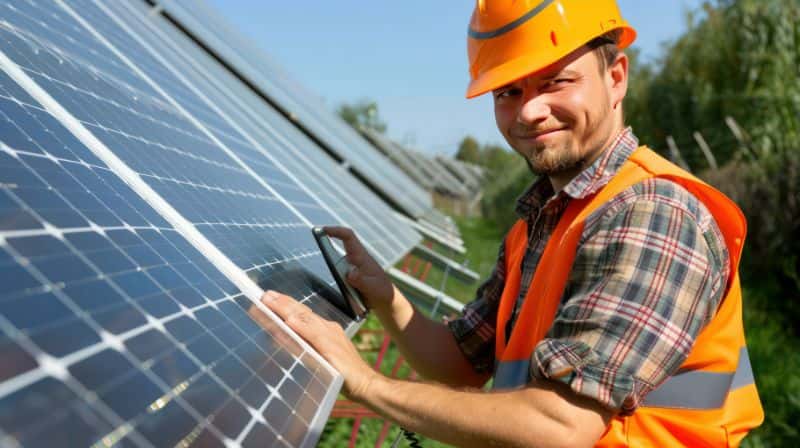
261, 290, 313, 325
322, 226, 354, 240
346, 267, 362, 287
323, 226, 365, 258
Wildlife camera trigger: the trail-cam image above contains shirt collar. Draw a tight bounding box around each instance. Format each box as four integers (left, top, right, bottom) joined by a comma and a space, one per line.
515, 127, 639, 219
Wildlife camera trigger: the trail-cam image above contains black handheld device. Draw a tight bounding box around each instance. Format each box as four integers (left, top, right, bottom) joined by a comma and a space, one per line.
313, 228, 420, 445
311, 227, 368, 320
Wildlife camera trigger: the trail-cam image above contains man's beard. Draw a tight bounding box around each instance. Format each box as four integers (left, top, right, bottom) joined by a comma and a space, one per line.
523, 141, 588, 176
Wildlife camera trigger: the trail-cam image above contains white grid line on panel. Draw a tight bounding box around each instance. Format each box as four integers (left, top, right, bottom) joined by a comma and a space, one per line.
53, 0, 314, 230
0, 136, 310, 418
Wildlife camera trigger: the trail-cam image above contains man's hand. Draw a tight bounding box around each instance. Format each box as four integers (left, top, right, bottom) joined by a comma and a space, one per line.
261, 289, 377, 400
323, 226, 394, 311
323, 228, 485, 388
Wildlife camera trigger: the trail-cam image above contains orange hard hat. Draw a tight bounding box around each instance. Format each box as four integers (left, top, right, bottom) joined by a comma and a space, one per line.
466, 0, 637, 98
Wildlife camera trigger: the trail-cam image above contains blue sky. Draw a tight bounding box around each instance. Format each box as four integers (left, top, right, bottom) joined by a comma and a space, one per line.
207, 1, 705, 155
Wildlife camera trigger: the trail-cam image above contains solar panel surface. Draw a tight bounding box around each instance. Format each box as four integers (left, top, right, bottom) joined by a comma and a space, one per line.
435, 156, 483, 193
0, 64, 338, 447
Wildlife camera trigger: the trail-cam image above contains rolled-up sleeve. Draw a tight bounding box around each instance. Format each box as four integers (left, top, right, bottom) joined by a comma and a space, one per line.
531, 180, 730, 414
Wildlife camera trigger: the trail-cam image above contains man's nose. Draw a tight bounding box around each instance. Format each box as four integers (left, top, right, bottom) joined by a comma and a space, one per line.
517, 91, 550, 125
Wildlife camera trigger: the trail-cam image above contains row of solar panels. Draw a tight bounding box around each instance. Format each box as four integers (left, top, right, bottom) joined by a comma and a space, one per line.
0, 1, 471, 447
360, 126, 485, 201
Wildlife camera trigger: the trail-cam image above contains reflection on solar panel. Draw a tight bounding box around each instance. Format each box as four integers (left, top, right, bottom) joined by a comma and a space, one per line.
150, 0, 435, 219
5, 0, 353, 325
0, 0, 422, 446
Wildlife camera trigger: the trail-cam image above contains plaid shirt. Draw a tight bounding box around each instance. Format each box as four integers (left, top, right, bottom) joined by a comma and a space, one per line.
448, 128, 730, 414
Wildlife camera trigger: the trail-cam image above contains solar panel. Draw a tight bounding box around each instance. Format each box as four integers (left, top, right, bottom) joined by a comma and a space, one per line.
0, 65, 339, 447
435, 156, 483, 194
400, 147, 470, 199
0, 0, 436, 445
428, 156, 474, 198
150, 0, 435, 219
354, 130, 468, 245
90, 0, 420, 267
360, 127, 438, 192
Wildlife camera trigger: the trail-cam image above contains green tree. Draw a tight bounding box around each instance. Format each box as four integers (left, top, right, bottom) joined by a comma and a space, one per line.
337, 100, 387, 134
455, 136, 482, 164
482, 144, 513, 172
624, 0, 800, 283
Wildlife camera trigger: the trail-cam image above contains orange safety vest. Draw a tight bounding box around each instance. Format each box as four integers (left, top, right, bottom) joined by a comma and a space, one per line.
493, 146, 763, 447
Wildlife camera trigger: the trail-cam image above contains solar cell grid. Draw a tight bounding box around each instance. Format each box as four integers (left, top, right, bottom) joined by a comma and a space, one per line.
0, 0, 353, 326
83, 0, 349, 235
0, 64, 339, 447
0, 0, 158, 97
64, 0, 338, 229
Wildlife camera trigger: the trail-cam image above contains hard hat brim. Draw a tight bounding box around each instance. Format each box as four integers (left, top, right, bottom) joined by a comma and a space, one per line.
466, 24, 636, 99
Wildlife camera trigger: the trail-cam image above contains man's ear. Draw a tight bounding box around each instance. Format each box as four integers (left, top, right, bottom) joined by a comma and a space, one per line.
608, 52, 629, 110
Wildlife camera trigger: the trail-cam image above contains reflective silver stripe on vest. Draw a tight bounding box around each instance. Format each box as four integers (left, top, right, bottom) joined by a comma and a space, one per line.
643, 347, 754, 409
468, 0, 556, 40
730, 346, 755, 390
493, 347, 756, 409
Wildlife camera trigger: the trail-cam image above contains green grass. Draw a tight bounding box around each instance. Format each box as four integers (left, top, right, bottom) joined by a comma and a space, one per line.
452, 217, 508, 280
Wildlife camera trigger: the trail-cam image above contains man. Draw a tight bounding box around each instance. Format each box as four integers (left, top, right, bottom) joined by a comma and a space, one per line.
263, 1, 764, 446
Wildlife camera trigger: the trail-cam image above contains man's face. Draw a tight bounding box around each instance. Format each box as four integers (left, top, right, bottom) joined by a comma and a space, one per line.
493, 47, 622, 177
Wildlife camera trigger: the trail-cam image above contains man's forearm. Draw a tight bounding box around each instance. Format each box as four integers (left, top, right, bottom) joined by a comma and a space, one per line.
355, 375, 608, 448
262, 290, 611, 448
371, 286, 487, 386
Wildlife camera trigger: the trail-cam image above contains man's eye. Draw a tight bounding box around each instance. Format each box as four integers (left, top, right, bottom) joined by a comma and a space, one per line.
495, 88, 522, 99
542, 79, 570, 89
